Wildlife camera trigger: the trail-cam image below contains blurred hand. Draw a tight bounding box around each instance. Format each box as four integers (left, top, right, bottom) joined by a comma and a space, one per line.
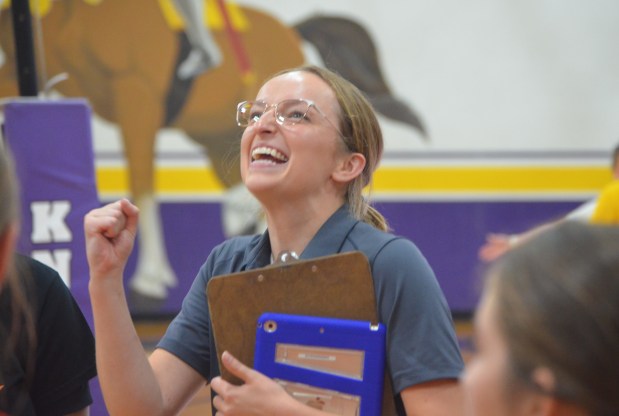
478, 233, 514, 263
84, 198, 139, 281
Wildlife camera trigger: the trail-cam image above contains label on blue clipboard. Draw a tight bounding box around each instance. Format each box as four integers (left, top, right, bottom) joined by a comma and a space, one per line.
254, 313, 386, 416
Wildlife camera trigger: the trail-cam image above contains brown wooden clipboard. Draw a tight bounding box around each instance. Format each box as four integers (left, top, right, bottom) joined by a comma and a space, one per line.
206, 251, 396, 415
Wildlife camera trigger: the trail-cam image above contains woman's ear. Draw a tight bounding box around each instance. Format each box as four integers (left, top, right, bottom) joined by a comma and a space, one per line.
332, 152, 366, 184
0, 223, 18, 286
525, 367, 579, 416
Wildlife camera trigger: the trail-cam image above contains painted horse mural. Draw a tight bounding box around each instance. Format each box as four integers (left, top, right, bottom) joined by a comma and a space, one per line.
0, 0, 425, 300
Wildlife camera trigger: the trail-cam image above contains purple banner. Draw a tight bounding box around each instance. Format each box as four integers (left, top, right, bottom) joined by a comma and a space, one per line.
119, 199, 583, 317
3, 99, 105, 415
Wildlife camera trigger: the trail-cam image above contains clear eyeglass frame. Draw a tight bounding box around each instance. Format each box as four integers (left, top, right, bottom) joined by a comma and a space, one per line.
236, 99, 341, 134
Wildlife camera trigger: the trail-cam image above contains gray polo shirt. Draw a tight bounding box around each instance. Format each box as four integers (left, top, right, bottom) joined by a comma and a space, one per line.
158, 205, 463, 413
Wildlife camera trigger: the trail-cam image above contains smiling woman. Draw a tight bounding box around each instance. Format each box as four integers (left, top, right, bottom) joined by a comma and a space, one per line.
84, 65, 464, 416
238, 66, 386, 228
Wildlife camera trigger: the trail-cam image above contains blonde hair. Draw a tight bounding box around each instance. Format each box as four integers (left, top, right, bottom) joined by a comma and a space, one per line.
271, 66, 389, 231
0, 146, 35, 389
0, 145, 18, 250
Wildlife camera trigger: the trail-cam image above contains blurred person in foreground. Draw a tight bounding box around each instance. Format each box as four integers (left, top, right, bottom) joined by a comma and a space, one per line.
0, 145, 96, 415
464, 221, 619, 416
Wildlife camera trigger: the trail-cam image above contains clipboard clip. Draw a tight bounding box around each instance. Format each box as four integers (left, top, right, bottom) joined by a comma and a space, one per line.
275, 250, 299, 264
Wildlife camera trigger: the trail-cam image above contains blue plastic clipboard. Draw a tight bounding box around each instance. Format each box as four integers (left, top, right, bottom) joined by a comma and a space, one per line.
254, 312, 385, 416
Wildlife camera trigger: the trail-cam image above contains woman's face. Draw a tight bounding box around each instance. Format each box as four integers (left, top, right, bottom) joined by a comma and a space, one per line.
239, 71, 349, 203
462, 292, 531, 416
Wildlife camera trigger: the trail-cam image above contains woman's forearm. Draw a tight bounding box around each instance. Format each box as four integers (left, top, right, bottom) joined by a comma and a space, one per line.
89, 277, 167, 416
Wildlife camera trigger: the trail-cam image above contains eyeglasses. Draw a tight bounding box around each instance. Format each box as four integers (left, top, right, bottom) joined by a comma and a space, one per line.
236, 99, 341, 134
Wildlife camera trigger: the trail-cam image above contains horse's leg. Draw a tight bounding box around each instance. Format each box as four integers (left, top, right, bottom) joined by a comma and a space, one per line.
112, 74, 177, 299
221, 182, 266, 236
193, 131, 266, 236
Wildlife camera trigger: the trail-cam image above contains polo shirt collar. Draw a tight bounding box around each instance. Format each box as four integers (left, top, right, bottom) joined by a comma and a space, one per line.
243, 231, 272, 270
300, 204, 358, 259
242, 204, 358, 269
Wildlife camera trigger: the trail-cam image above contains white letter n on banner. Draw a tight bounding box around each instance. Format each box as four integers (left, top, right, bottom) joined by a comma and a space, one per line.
31, 249, 73, 287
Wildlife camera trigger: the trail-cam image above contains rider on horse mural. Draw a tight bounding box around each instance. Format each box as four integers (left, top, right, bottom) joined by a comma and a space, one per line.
0, 0, 222, 80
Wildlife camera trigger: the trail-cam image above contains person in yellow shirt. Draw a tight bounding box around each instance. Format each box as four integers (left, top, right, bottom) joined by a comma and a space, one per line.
590, 180, 619, 224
